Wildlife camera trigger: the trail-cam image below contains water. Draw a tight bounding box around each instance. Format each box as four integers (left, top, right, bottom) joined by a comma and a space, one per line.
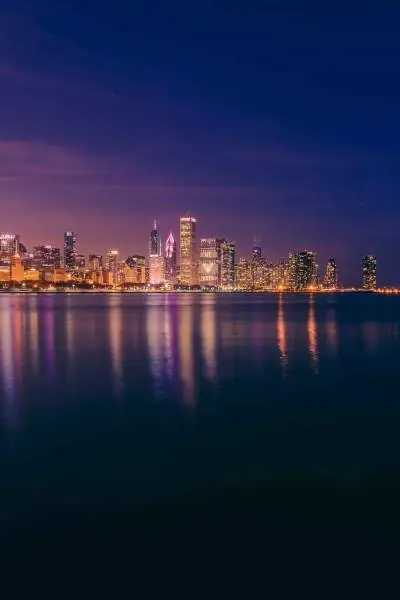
1, 292, 400, 584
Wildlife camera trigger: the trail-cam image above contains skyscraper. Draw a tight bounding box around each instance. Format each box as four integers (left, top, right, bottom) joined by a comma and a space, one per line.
32, 245, 61, 271
323, 258, 338, 289
362, 255, 377, 290
0, 233, 20, 265
291, 251, 318, 290
165, 232, 177, 284
126, 255, 146, 284
252, 245, 262, 261
149, 220, 164, 285
220, 241, 236, 289
105, 249, 119, 279
179, 216, 197, 286
149, 220, 161, 257
199, 238, 222, 287
88, 254, 103, 272
64, 231, 77, 270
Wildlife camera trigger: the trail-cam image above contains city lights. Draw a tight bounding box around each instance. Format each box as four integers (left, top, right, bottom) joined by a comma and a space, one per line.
0, 218, 379, 292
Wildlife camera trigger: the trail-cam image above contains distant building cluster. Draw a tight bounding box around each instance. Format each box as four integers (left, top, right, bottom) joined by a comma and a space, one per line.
0, 220, 377, 291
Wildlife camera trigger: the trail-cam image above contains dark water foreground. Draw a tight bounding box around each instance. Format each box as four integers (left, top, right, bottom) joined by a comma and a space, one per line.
1, 293, 399, 591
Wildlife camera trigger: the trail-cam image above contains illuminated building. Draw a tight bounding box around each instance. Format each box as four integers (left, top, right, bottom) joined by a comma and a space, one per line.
0, 233, 20, 265
290, 251, 318, 290
220, 240, 235, 289
52, 268, 67, 283
10, 253, 24, 282
76, 254, 86, 270
179, 216, 197, 286
362, 255, 377, 290
0, 266, 10, 282
252, 245, 262, 261
149, 220, 161, 257
105, 249, 119, 279
149, 221, 164, 284
32, 245, 61, 270
273, 258, 289, 290
149, 255, 165, 285
165, 232, 177, 284
235, 257, 252, 290
126, 255, 146, 284
64, 231, 77, 270
24, 268, 40, 282
199, 238, 222, 287
102, 270, 114, 286
323, 258, 338, 289
88, 255, 103, 272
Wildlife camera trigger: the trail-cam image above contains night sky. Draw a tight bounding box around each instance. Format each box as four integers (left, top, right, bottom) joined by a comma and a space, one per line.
1, 0, 399, 285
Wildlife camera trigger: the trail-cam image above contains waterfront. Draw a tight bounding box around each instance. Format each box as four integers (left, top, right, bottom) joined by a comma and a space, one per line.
1, 292, 400, 579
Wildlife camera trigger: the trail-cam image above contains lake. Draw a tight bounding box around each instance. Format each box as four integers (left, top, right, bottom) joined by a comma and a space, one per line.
1, 292, 400, 586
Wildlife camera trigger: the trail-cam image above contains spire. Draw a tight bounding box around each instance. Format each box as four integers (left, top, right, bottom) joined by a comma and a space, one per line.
153, 219, 157, 230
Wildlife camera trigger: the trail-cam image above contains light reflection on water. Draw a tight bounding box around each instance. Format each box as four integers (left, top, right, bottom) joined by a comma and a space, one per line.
2, 292, 400, 430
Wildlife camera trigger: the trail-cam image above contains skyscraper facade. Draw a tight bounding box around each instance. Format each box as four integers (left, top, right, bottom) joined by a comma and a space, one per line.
126, 255, 146, 284
149, 220, 164, 285
88, 254, 103, 272
0, 233, 20, 265
323, 258, 338, 289
149, 220, 161, 257
252, 245, 262, 261
64, 231, 77, 270
291, 251, 318, 290
165, 232, 177, 285
105, 249, 119, 278
199, 237, 222, 287
32, 245, 61, 271
362, 255, 377, 289
220, 241, 236, 289
179, 216, 197, 286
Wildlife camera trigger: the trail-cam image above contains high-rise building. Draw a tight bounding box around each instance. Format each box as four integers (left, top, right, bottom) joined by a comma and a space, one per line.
88, 255, 103, 272
323, 258, 338, 289
31, 245, 61, 271
179, 216, 197, 286
149, 255, 165, 285
291, 251, 318, 290
75, 254, 86, 270
220, 241, 235, 289
105, 249, 119, 279
199, 238, 222, 287
252, 245, 262, 261
11, 253, 24, 282
149, 220, 161, 257
0, 233, 20, 265
64, 231, 77, 270
235, 257, 252, 290
362, 255, 377, 290
165, 232, 177, 284
126, 255, 146, 284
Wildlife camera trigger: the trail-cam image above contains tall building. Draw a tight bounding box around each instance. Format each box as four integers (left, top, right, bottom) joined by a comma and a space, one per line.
362, 255, 377, 290
235, 257, 252, 290
199, 238, 222, 287
88, 254, 103, 272
149, 220, 161, 257
291, 251, 318, 290
149, 255, 165, 285
64, 231, 77, 270
149, 220, 164, 285
75, 254, 86, 270
165, 232, 177, 284
105, 249, 119, 279
31, 245, 61, 270
0, 233, 20, 265
11, 253, 24, 282
179, 216, 197, 286
126, 255, 146, 284
252, 245, 262, 261
323, 258, 338, 289
220, 241, 235, 289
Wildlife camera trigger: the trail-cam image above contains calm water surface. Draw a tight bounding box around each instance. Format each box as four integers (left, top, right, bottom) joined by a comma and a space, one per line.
1, 292, 400, 514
